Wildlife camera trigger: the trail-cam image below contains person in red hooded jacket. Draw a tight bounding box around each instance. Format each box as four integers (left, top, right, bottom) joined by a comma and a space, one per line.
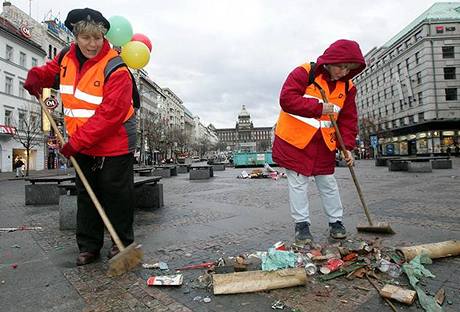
272, 39, 366, 244
24, 8, 136, 266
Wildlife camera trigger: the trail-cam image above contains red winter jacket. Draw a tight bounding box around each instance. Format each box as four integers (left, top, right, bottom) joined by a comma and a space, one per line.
272, 39, 366, 176
24, 40, 135, 157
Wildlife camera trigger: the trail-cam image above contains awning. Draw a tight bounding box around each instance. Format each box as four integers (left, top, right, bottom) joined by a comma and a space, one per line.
0, 125, 16, 135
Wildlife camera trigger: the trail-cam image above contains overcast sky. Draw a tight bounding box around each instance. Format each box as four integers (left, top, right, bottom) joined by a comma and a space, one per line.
11, 0, 453, 128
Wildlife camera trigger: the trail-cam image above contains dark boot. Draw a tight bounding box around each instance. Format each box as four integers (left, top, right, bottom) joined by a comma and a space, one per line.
329, 221, 347, 239
76, 251, 100, 266
295, 222, 313, 245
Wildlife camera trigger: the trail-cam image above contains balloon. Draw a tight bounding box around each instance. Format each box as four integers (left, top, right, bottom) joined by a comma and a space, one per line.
121, 41, 150, 69
131, 33, 152, 52
106, 16, 133, 47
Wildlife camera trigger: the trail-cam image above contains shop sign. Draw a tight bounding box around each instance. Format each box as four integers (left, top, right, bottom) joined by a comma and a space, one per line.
442, 131, 455, 136
417, 132, 427, 139
408, 134, 416, 140
399, 136, 407, 141
44, 95, 59, 110
0, 124, 16, 135
19, 25, 31, 38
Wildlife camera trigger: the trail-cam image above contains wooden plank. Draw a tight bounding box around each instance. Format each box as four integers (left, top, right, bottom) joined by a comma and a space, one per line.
380, 284, 416, 305
212, 268, 307, 295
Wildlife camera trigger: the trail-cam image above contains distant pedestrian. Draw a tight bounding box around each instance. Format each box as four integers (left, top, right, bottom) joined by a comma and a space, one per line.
272, 39, 366, 244
14, 157, 25, 178
24, 8, 137, 266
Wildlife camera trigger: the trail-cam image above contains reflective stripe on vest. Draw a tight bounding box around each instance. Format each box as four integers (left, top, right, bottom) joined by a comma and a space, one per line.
275, 63, 352, 151
59, 48, 134, 136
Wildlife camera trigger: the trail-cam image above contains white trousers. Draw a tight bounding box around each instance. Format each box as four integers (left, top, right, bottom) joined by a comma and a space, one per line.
286, 169, 343, 224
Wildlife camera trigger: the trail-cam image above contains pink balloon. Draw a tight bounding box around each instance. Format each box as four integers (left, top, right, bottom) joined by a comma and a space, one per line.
131, 33, 152, 52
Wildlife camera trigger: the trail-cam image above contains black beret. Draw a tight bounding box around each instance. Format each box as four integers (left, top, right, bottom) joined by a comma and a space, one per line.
64, 8, 110, 32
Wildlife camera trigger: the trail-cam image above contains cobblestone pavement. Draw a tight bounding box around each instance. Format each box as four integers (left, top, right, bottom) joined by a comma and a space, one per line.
0, 159, 459, 311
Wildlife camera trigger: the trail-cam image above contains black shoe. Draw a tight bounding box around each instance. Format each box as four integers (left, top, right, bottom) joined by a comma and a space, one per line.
295, 222, 313, 244
329, 221, 347, 239
76, 251, 100, 266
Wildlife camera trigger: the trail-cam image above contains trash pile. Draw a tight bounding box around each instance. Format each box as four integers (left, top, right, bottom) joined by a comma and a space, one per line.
237, 163, 287, 180
143, 239, 459, 310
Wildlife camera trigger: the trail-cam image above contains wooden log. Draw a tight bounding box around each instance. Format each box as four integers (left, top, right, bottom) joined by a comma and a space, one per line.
212, 268, 307, 295
396, 240, 460, 262
380, 284, 417, 305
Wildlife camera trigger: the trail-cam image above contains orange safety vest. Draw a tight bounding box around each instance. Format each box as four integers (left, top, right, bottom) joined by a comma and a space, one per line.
275, 63, 352, 151
59, 49, 134, 136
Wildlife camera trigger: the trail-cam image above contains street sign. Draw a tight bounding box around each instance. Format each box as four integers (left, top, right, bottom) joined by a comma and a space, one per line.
370, 135, 378, 148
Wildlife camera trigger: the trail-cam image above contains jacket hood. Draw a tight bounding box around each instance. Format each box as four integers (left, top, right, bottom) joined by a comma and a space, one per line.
316, 39, 366, 81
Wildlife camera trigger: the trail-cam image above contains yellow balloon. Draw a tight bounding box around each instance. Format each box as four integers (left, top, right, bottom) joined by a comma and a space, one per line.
120, 41, 150, 69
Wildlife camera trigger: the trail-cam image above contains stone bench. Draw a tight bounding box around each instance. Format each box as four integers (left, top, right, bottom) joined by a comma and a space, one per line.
388, 160, 409, 171
134, 167, 154, 176
177, 164, 191, 174
134, 176, 163, 210
25, 175, 76, 205
212, 163, 226, 171
160, 165, 177, 176
189, 165, 214, 180
59, 176, 163, 230
431, 159, 453, 169
152, 167, 171, 178
408, 161, 432, 173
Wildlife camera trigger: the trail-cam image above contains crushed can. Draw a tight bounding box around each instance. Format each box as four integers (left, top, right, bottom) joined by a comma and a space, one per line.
319, 258, 344, 275
296, 254, 317, 275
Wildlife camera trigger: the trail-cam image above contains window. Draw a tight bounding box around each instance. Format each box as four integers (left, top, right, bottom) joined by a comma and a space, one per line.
445, 88, 457, 101
5, 76, 13, 94
18, 111, 25, 130
4, 109, 12, 125
30, 114, 38, 128
6, 45, 13, 61
418, 112, 424, 122
442, 46, 454, 58
416, 72, 422, 84
417, 92, 423, 105
19, 81, 25, 98
19, 52, 26, 67
31, 57, 38, 67
444, 67, 456, 80
415, 30, 423, 41
48, 45, 52, 59
415, 52, 420, 64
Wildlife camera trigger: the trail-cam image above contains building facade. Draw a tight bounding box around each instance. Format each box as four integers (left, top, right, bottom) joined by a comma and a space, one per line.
0, 2, 70, 172
354, 2, 460, 157
215, 105, 273, 152
0, 7, 46, 172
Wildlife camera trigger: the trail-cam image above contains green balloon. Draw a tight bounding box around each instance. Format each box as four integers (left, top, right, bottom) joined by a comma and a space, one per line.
106, 16, 133, 47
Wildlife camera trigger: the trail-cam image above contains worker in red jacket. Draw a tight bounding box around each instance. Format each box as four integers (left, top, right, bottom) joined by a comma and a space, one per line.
273, 39, 366, 244
24, 8, 136, 266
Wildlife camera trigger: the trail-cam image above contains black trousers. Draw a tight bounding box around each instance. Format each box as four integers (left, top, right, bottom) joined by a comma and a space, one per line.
74, 153, 134, 253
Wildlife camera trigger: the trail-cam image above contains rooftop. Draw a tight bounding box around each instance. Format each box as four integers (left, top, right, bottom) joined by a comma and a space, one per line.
383, 2, 460, 48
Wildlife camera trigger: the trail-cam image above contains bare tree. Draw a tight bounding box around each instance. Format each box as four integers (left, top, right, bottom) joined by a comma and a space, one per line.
142, 110, 166, 164
10, 102, 43, 176
168, 126, 188, 157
